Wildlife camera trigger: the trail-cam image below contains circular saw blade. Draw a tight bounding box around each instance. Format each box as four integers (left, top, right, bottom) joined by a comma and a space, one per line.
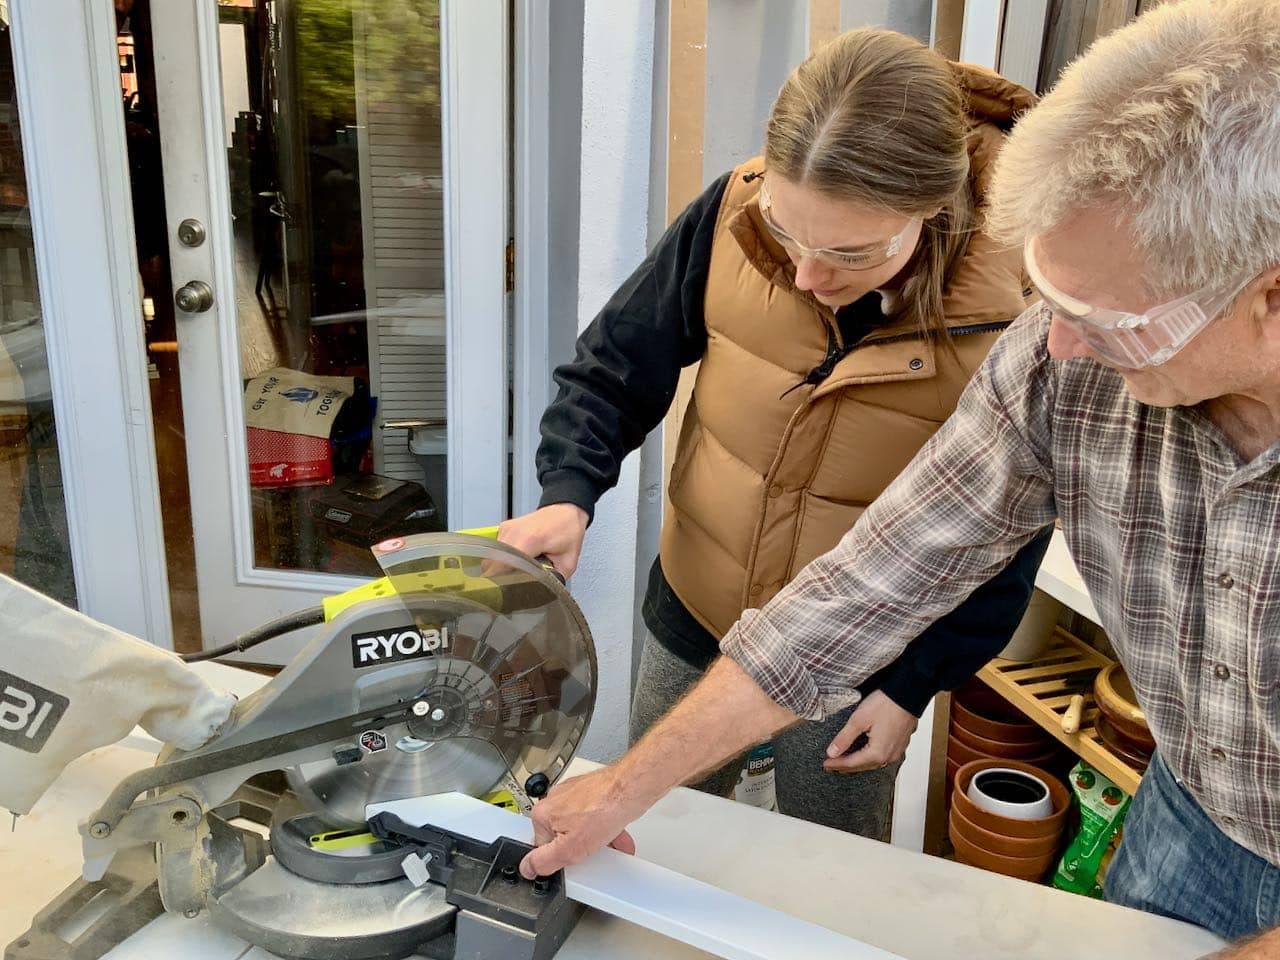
288, 533, 596, 827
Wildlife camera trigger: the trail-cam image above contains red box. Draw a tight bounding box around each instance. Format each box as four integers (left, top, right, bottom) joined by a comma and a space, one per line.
247, 427, 333, 488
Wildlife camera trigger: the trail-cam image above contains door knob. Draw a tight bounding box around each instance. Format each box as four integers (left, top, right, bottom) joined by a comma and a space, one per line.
174, 280, 214, 313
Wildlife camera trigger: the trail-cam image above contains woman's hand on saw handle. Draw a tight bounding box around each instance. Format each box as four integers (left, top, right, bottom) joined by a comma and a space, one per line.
497, 503, 590, 579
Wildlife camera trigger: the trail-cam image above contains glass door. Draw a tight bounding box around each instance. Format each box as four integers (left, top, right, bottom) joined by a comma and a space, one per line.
144, 0, 508, 654
0, 14, 75, 609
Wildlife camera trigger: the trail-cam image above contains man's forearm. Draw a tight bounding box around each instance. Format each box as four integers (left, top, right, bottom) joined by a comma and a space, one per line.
1207, 925, 1280, 959
615, 656, 800, 802
519, 655, 806, 878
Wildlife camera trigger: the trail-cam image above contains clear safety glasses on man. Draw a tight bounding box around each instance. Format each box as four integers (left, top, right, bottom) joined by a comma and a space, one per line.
758, 181, 918, 272
1024, 237, 1254, 369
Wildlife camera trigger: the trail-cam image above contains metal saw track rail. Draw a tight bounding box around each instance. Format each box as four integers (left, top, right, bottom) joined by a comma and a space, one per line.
88, 703, 415, 831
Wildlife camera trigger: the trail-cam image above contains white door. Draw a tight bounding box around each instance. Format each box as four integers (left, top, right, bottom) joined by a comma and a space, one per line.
149, 0, 509, 654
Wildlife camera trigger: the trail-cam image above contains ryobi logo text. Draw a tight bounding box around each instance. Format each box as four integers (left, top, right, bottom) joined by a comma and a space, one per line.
0, 669, 69, 754
351, 624, 450, 668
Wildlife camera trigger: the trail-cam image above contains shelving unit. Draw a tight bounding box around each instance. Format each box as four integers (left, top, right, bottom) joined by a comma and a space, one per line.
977, 628, 1143, 796
900, 528, 1128, 852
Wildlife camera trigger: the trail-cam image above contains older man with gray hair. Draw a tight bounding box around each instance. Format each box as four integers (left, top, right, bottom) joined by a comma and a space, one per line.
517, 0, 1280, 952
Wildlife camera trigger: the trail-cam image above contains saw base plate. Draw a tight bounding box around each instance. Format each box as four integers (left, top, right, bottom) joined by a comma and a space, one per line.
209, 857, 456, 960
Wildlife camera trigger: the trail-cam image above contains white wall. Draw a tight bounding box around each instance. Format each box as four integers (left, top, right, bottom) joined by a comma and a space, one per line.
572, 0, 656, 762
703, 0, 806, 182
700, 0, 932, 185
633, 0, 670, 685
840, 0, 933, 41
545, 1, 586, 433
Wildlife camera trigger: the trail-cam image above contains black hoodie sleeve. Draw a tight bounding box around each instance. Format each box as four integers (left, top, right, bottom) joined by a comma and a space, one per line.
536, 172, 733, 521
865, 526, 1056, 716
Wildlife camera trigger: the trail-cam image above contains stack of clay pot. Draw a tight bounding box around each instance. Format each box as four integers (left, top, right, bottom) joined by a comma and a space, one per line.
949, 758, 1070, 882
946, 680, 1056, 796
1093, 663, 1155, 772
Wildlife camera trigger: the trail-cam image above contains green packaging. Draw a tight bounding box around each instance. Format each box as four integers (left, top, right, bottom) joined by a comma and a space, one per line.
1052, 760, 1132, 898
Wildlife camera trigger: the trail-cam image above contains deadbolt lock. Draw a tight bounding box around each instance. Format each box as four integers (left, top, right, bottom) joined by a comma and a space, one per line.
177, 218, 206, 247
174, 280, 214, 314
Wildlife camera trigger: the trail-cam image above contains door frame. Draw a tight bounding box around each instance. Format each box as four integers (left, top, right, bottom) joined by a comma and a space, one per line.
512, 0, 552, 517
511, 0, 586, 517
9, 0, 173, 645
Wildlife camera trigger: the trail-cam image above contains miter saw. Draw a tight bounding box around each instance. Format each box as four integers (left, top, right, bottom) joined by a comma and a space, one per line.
8, 532, 596, 960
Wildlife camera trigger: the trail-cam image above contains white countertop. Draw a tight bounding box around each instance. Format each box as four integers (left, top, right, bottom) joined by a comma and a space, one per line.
2, 663, 1223, 960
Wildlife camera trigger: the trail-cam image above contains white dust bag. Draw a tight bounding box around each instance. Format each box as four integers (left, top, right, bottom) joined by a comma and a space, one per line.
0, 574, 235, 816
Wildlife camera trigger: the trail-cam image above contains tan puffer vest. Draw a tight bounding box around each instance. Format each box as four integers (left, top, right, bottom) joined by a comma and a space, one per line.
660, 65, 1035, 639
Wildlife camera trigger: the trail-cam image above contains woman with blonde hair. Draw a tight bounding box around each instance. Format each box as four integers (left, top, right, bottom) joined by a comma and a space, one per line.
500, 28, 1051, 839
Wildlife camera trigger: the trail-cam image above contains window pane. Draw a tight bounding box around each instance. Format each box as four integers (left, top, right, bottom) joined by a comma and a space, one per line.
0, 17, 76, 607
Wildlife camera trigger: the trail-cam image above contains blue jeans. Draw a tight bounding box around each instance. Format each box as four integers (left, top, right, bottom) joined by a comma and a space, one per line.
1105, 751, 1280, 940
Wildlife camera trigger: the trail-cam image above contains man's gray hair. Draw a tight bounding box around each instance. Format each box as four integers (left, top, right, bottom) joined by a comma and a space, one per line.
988, 0, 1280, 297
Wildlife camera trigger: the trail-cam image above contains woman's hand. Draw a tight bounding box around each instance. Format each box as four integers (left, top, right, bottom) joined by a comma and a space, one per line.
497, 503, 590, 578
822, 690, 918, 773
518, 767, 641, 879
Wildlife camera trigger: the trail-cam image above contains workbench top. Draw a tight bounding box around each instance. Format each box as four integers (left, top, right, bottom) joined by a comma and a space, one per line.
2, 662, 1224, 960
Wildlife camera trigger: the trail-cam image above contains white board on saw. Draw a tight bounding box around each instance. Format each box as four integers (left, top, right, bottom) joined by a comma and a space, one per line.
367, 792, 904, 960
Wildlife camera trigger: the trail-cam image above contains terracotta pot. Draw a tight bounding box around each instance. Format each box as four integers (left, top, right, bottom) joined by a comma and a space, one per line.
951, 700, 1043, 744
953, 679, 1023, 723
951, 759, 1070, 840
950, 824, 1058, 882
949, 802, 1063, 859
947, 733, 994, 768
1095, 714, 1153, 771
950, 719, 1053, 759
1094, 663, 1156, 752
947, 734, 1056, 770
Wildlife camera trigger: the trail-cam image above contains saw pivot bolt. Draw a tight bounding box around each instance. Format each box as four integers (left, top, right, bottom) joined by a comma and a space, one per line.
525, 772, 550, 798
412, 700, 431, 717
88, 821, 111, 839
430, 707, 446, 722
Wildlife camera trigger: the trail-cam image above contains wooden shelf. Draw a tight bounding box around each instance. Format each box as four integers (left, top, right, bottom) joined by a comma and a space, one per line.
977, 628, 1143, 796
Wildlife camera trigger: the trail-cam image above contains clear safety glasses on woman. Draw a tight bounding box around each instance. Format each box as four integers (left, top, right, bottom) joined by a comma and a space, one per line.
758, 181, 919, 272
1024, 237, 1255, 369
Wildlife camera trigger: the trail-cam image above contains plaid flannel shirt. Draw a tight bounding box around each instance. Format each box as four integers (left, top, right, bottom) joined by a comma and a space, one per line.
722, 305, 1280, 866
